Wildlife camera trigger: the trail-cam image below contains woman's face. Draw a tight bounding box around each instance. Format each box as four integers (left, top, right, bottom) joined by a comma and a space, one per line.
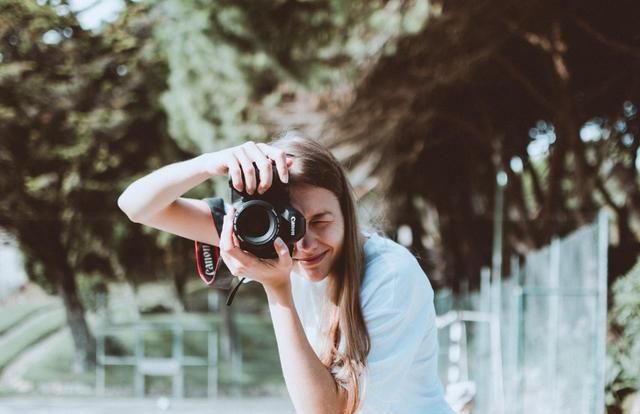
289, 184, 345, 282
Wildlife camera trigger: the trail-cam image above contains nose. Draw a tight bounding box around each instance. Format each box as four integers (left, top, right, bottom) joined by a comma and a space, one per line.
294, 230, 315, 253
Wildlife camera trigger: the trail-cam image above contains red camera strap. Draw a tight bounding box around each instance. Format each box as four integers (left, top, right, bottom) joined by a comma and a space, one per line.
194, 240, 222, 286
194, 197, 245, 304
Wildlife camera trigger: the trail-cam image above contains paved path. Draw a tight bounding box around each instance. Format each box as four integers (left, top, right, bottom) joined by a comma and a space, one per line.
0, 397, 295, 414
0, 305, 61, 350
0, 327, 67, 391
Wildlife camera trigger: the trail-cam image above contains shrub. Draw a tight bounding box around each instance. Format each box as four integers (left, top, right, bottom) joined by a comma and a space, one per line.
606, 258, 640, 412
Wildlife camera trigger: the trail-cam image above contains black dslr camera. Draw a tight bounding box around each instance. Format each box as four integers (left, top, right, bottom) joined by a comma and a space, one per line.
230, 162, 306, 259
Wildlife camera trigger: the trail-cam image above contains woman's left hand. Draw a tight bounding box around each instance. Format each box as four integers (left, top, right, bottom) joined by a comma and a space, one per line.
219, 207, 293, 293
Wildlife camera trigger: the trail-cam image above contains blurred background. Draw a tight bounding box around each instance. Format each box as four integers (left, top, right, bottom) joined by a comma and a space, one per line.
0, 0, 639, 413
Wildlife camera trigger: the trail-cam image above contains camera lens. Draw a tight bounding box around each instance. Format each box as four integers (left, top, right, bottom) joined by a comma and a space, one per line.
240, 208, 271, 238
234, 200, 279, 245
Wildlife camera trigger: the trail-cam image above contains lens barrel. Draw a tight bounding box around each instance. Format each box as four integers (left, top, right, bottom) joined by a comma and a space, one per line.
233, 200, 279, 246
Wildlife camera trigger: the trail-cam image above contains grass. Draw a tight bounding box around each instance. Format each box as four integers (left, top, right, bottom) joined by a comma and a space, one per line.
0, 307, 66, 371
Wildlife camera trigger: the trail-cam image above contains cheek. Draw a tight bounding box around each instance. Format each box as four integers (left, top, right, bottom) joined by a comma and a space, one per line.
325, 223, 345, 254
326, 226, 345, 273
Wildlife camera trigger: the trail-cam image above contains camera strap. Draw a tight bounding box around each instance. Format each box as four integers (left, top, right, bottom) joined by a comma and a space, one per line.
194, 197, 243, 305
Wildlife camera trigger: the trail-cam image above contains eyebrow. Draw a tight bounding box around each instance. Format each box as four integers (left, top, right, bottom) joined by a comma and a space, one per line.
309, 211, 334, 220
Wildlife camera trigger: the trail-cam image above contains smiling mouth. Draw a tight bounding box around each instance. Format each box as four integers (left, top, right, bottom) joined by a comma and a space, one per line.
294, 251, 328, 266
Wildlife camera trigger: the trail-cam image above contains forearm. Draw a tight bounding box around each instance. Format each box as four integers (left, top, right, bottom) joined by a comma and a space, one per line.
266, 288, 345, 414
117, 153, 216, 222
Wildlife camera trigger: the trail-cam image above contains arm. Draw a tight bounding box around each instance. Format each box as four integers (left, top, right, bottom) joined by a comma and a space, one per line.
117, 153, 220, 245
217, 209, 346, 414
266, 287, 348, 414
117, 142, 290, 245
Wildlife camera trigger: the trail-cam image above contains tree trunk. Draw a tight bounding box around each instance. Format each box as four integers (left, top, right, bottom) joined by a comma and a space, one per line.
18, 223, 96, 372
219, 291, 239, 361
56, 265, 96, 372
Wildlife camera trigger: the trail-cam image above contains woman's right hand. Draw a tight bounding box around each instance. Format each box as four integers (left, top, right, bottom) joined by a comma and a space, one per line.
202, 141, 291, 195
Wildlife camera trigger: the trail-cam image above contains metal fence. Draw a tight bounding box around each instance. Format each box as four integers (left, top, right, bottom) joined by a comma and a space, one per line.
438, 211, 608, 414
96, 322, 218, 399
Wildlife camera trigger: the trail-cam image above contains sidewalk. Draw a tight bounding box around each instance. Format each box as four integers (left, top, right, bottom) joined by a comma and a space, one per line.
0, 396, 295, 414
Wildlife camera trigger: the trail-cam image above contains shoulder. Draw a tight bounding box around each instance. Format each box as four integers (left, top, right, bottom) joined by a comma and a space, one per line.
359, 233, 434, 313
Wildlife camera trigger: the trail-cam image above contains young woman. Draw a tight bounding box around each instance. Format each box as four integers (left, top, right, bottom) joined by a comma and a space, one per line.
118, 132, 454, 414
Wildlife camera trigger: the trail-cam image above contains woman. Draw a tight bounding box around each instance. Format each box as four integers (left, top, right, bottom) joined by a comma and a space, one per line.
118, 132, 454, 414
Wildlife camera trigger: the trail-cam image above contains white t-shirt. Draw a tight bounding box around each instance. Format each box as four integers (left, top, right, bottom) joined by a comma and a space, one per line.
291, 233, 455, 414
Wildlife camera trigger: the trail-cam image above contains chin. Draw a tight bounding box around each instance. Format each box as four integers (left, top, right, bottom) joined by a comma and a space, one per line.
294, 264, 330, 282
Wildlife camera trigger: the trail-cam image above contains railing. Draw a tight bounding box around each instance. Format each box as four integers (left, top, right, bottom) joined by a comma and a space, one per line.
96, 322, 218, 398
437, 211, 608, 414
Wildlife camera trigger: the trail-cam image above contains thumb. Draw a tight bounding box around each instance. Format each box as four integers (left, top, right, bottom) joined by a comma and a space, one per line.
274, 238, 291, 261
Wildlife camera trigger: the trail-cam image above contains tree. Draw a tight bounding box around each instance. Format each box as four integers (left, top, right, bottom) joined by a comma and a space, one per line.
0, 0, 186, 370
327, 0, 640, 288
153, 0, 425, 152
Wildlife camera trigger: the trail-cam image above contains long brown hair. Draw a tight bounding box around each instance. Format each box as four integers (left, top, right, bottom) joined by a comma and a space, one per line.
273, 131, 370, 414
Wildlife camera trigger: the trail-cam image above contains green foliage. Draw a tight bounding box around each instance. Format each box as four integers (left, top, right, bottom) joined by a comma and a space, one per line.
0, 0, 191, 288
606, 258, 640, 408
0, 1, 200, 367
153, 0, 422, 152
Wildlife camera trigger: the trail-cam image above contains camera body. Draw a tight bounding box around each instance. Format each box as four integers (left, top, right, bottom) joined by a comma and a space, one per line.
230, 162, 305, 259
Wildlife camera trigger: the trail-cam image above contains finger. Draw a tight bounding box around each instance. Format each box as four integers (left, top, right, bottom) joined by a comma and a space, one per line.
227, 157, 244, 193
235, 147, 257, 195
227, 241, 261, 273
244, 142, 272, 193
231, 229, 241, 249
220, 208, 237, 253
274, 237, 292, 265
221, 209, 260, 269
257, 143, 288, 184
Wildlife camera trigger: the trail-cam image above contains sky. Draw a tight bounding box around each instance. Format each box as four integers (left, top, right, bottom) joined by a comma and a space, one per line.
67, 0, 126, 31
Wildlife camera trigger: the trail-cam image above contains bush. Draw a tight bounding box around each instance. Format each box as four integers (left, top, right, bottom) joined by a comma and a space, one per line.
606, 258, 640, 412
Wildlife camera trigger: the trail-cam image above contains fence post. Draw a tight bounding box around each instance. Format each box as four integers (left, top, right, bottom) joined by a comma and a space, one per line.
134, 327, 144, 397
514, 286, 525, 414
549, 238, 561, 413
208, 329, 218, 398
96, 332, 105, 396
172, 323, 184, 399
594, 211, 609, 414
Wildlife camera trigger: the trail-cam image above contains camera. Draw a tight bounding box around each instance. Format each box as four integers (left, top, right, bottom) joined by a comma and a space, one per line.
230, 161, 305, 259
